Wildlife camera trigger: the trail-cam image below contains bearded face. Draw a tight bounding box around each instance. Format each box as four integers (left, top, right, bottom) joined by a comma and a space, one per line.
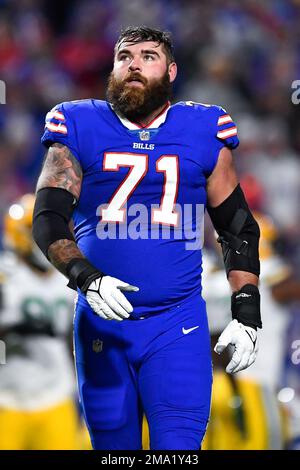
106, 69, 172, 122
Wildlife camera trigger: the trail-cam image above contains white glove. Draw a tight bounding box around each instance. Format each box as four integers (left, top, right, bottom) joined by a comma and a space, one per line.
214, 319, 258, 374
86, 275, 139, 321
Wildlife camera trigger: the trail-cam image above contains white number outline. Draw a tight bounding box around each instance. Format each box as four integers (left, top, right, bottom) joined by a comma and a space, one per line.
152, 154, 179, 226
101, 152, 179, 226
101, 152, 148, 223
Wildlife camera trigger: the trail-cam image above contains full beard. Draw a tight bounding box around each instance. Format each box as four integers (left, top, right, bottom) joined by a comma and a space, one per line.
106, 70, 172, 122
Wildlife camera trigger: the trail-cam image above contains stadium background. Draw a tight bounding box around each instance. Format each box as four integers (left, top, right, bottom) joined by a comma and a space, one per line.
0, 0, 300, 450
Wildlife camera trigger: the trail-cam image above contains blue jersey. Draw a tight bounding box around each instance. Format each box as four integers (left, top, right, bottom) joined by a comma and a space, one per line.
41, 100, 239, 316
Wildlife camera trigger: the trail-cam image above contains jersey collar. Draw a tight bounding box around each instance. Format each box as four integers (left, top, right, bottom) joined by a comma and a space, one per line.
110, 101, 171, 130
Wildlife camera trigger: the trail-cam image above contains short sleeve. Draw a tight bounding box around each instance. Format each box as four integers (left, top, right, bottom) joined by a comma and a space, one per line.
41, 103, 81, 162
198, 104, 240, 176
215, 107, 239, 150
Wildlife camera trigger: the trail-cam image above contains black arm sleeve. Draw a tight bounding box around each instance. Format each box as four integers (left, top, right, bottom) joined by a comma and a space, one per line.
207, 184, 260, 277
32, 187, 103, 291
32, 187, 77, 259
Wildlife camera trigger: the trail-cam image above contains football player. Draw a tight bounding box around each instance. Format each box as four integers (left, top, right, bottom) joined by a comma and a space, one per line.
0, 194, 80, 449
33, 26, 261, 450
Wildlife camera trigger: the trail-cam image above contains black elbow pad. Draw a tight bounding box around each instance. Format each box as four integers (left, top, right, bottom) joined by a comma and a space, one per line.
207, 184, 260, 277
32, 187, 77, 259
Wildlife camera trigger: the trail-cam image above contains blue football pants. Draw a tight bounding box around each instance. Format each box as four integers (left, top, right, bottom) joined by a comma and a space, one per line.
74, 294, 212, 450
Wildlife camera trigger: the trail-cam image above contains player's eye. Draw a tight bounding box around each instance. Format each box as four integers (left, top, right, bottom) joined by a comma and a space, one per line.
144, 54, 155, 61
119, 54, 130, 61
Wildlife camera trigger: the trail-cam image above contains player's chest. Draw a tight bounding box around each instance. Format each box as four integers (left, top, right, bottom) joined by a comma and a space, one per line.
78, 126, 210, 224
84, 130, 208, 192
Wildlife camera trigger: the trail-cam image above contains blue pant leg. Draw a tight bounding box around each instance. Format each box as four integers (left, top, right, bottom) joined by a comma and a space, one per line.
74, 301, 143, 450
138, 296, 212, 450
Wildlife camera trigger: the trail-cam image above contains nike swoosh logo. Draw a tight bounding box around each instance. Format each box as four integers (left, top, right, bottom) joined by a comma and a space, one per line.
245, 330, 257, 349
182, 326, 200, 335
236, 293, 251, 299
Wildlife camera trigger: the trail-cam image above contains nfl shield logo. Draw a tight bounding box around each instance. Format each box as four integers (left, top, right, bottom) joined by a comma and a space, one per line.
139, 130, 150, 141
92, 339, 103, 353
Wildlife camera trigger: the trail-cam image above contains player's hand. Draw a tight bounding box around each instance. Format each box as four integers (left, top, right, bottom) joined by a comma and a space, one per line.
85, 275, 139, 321
214, 319, 258, 374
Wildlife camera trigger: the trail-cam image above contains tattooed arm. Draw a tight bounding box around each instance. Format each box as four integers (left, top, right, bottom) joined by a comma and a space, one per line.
34, 142, 138, 321
36, 143, 85, 277
47, 239, 84, 278
36, 143, 82, 198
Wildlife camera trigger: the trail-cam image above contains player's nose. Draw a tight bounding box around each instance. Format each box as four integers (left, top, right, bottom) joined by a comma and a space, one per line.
128, 57, 142, 72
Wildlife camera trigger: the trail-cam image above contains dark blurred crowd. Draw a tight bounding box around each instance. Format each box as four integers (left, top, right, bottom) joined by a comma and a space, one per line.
0, 0, 300, 268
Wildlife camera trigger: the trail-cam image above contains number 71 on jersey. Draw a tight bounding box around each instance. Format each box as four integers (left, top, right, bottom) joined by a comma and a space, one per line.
101, 152, 179, 226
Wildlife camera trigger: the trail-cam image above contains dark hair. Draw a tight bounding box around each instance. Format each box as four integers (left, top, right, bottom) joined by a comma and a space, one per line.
115, 26, 175, 63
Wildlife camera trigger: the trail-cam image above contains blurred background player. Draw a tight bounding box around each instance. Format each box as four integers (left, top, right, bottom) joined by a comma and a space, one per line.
202, 176, 300, 450
0, 194, 81, 450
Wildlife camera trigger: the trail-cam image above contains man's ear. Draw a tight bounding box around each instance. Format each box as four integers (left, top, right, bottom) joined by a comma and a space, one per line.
168, 62, 177, 83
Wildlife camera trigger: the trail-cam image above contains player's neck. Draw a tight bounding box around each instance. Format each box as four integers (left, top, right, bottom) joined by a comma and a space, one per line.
129, 102, 169, 128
